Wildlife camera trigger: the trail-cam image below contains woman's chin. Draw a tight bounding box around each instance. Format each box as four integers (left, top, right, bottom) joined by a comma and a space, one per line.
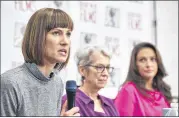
57, 57, 67, 63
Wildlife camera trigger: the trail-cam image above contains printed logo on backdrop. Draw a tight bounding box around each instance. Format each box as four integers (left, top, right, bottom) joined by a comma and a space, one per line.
53, 1, 63, 8
48, 1, 69, 11
14, 22, 26, 48
106, 68, 121, 89
128, 39, 141, 52
104, 36, 120, 57
80, 32, 97, 47
105, 7, 120, 28
128, 12, 142, 30
15, 1, 37, 12
80, 2, 96, 23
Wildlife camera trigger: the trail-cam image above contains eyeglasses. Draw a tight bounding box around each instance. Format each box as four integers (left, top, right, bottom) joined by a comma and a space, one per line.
85, 65, 114, 73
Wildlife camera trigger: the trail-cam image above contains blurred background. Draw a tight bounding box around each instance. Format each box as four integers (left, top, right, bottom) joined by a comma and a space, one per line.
1, 1, 178, 100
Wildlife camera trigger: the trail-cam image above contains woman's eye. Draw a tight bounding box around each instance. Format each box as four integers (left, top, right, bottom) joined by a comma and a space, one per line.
66, 32, 71, 37
139, 58, 145, 62
96, 65, 104, 70
52, 31, 61, 36
151, 57, 157, 62
97, 66, 103, 69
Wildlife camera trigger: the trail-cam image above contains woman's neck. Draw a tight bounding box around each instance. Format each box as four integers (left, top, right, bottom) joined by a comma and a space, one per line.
79, 85, 99, 101
145, 78, 154, 91
37, 63, 56, 78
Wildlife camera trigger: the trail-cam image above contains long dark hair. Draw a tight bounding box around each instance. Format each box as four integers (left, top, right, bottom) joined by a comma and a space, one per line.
124, 42, 172, 102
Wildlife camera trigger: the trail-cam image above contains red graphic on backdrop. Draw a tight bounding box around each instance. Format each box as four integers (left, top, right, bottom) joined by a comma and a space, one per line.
128, 12, 142, 30
80, 2, 96, 23
15, 1, 36, 12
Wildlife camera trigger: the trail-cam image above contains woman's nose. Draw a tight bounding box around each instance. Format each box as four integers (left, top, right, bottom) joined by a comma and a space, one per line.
60, 33, 70, 46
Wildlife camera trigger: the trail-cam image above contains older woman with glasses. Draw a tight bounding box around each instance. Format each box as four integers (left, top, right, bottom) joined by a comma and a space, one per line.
62, 45, 119, 116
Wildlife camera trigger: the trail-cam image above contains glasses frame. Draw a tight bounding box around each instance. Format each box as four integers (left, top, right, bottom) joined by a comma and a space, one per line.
84, 64, 114, 73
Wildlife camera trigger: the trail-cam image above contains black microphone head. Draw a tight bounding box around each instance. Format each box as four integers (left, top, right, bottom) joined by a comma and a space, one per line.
66, 80, 77, 92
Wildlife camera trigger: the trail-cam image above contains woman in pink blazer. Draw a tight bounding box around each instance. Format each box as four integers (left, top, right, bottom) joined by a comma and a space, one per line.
114, 42, 172, 116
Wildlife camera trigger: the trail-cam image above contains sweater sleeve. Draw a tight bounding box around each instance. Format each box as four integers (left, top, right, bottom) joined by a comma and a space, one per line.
1, 76, 21, 116
114, 88, 135, 116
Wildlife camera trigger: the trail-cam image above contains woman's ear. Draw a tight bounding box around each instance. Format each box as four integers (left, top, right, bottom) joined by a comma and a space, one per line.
78, 66, 85, 77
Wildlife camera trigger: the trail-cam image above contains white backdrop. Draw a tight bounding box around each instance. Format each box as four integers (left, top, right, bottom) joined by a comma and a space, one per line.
156, 1, 178, 98
1, 1, 157, 98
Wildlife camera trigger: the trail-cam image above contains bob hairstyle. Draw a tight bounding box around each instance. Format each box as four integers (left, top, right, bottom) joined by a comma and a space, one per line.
22, 8, 73, 70
124, 42, 172, 102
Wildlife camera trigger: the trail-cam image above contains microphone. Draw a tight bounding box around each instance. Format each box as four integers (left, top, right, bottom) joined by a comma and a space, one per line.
66, 80, 77, 110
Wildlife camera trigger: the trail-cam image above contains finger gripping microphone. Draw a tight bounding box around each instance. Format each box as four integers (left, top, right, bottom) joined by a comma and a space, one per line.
66, 80, 77, 110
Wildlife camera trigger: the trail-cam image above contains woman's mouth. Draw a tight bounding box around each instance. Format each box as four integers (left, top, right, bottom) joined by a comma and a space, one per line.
145, 70, 153, 73
58, 49, 67, 56
99, 77, 108, 81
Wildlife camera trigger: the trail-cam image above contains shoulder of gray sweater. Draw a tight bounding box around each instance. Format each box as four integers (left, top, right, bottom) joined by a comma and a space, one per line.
1, 64, 25, 81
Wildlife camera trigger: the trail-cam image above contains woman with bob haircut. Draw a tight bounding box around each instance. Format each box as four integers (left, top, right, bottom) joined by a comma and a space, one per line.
114, 42, 172, 116
1, 8, 79, 116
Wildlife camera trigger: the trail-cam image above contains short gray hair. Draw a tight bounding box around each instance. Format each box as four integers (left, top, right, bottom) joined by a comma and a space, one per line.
74, 45, 112, 67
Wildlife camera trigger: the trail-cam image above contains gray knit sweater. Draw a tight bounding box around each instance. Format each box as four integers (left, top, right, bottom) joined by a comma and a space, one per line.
1, 62, 64, 116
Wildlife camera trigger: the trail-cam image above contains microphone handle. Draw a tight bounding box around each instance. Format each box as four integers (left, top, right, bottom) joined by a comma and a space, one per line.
67, 91, 76, 110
